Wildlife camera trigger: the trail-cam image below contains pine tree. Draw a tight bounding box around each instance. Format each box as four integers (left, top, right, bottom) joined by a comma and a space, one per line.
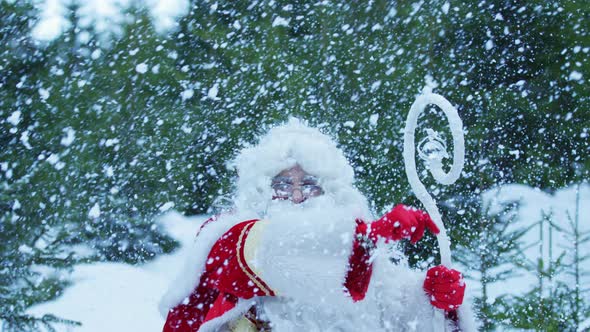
0, 2, 80, 330
547, 184, 590, 330
46, 5, 181, 263
487, 187, 589, 330
444, 196, 530, 330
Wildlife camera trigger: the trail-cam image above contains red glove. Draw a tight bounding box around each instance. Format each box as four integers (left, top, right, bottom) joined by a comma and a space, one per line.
367, 204, 440, 244
423, 265, 466, 311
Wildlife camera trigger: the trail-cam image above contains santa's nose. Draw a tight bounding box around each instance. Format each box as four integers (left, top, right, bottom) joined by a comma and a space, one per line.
291, 188, 305, 204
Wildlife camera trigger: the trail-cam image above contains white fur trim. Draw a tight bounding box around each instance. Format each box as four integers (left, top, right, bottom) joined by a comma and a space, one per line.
370, 251, 479, 331
368, 253, 442, 331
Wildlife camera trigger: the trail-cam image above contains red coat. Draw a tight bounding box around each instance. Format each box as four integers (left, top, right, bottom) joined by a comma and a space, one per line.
162, 218, 373, 332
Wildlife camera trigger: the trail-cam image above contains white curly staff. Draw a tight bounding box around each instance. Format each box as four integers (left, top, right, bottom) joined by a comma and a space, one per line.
403, 93, 465, 267
403, 92, 465, 331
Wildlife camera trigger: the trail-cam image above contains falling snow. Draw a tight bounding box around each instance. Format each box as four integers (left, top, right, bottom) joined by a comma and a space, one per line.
2, 0, 588, 331
135, 63, 149, 74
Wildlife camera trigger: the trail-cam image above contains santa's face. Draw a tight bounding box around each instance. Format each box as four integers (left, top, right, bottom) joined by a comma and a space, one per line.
271, 164, 324, 204
264, 164, 369, 226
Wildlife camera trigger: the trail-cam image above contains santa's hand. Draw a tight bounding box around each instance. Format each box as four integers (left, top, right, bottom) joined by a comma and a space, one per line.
423, 265, 465, 311
368, 204, 439, 244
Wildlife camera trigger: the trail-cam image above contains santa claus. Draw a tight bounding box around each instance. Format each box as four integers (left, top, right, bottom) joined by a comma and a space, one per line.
160, 118, 475, 331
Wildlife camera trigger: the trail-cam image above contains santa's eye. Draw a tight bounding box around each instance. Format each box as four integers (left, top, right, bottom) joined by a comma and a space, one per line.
271, 182, 293, 192
302, 184, 323, 195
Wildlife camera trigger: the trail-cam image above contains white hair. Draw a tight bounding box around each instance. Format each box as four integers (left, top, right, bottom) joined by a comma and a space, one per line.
229, 117, 372, 220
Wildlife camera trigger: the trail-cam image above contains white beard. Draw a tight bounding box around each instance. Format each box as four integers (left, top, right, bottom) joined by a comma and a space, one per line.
247, 195, 360, 304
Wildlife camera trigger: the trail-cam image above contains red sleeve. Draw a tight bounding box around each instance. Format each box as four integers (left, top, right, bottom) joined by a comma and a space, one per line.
162, 280, 220, 332
202, 219, 275, 298
343, 219, 374, 302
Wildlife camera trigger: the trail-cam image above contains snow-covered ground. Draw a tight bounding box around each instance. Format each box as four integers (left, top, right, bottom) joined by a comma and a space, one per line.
27, 183, 589, 331
28, 212, 204, 332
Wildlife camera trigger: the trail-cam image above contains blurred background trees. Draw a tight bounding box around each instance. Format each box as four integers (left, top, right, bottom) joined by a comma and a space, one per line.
1, 0, 588, 330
